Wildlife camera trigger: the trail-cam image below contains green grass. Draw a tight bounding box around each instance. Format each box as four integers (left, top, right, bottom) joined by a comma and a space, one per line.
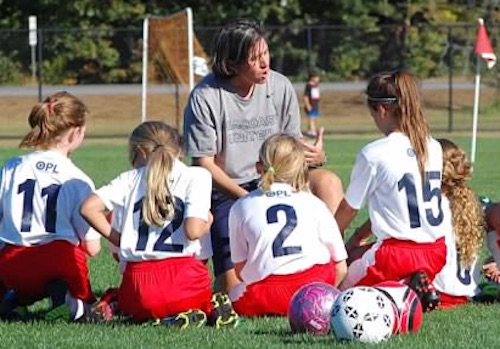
0, 135, 499, 348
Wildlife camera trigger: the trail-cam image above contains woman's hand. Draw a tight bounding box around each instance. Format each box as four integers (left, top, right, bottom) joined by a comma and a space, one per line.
301, 128, 327, 168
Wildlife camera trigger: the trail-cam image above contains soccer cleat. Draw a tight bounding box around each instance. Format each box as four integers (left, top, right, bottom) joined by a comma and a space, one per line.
84, 300, 117, 323
407, 271, 440, 312
160, 309, 207, 329
208, 292, 240, 329
0, 290, 28, 321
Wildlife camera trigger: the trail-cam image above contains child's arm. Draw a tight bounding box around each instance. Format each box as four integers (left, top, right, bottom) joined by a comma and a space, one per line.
345, 220, 373, 251
184, 211, 213, 240
334, 260, 347, 287
80, 193, 121, 247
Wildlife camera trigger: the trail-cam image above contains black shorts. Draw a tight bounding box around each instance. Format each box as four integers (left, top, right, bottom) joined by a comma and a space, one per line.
210, 180, 259, 276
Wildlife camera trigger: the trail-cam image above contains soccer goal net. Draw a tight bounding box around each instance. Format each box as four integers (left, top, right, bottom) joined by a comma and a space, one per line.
141, 7, 209, 130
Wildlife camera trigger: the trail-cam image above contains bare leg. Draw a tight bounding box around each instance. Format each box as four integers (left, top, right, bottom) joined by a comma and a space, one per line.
309, 168, 344, 214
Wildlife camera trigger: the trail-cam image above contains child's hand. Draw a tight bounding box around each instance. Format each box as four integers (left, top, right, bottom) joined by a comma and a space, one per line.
483, 259, 500, 283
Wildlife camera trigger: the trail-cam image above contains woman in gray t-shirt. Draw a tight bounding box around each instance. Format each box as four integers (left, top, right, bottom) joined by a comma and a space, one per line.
184, 19, 344, 295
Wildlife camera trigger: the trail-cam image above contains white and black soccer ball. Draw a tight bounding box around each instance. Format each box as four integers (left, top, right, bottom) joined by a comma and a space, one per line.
330, 286, 396, 343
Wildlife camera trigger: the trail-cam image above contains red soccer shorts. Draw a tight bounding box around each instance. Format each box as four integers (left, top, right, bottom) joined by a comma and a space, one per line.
341, 237, 446, 290
438, 292, 469, 308
118, 256, 212, 321
0, 240, 94, 304
232, 261, 336, 317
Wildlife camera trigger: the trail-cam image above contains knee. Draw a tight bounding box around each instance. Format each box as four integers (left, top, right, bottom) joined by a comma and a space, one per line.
309, 169, 344, 213
310, 169, 343, 193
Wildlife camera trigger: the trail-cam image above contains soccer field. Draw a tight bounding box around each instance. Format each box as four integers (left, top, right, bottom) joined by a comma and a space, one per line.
0, 135, 499, 349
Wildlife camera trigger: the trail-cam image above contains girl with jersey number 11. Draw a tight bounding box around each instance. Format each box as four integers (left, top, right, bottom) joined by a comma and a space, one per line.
335, 70, 451, 312
0, 91, 101, 321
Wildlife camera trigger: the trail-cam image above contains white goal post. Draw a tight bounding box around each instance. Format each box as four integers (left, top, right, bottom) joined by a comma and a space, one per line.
141, 7, 209, 127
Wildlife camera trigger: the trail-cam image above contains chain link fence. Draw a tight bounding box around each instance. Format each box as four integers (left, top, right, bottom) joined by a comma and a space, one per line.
0, 24, 499, 136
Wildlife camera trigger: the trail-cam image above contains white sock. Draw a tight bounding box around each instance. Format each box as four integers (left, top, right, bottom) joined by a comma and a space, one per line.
65, 293, 85, 321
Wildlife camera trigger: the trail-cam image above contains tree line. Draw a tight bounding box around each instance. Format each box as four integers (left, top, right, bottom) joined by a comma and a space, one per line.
0, 0, 498, 84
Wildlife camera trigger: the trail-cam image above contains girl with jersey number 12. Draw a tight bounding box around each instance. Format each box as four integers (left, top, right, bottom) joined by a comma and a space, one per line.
80, 121, 239, 328
0, 91, 101, 321
228, 134, 347, 316
335, 70, 451, 312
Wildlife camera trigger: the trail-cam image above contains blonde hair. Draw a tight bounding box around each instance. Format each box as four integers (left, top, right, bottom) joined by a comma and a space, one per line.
20, 91, 88, 149
258, 134, 308, 192
129, 121, 183, 227
438, 138, 484, 268
366, 70, 430, 179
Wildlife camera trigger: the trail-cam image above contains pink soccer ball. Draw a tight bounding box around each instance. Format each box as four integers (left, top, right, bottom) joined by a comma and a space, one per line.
288, 282, 341, 335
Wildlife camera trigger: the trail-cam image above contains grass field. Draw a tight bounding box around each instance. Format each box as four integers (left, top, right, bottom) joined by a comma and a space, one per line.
0, 135, 499, 349
2, 83, 500, 138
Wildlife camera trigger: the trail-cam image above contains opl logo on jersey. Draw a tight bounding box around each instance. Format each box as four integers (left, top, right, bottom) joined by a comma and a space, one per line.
36, 161, 59, 173
265, 190, 291, 198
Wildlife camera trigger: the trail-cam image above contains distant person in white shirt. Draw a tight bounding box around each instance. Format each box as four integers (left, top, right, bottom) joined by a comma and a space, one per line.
228, 134, 347, 316
335, 70, 451, 312
81, 121, 238, 328
0, 91, 101, 321
432, 138, 484, 308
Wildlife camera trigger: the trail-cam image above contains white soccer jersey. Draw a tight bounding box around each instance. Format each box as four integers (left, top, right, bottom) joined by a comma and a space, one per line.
95, 160, 212, 262
345, 132, 451, 243
229, 182, 347, 285
433, 197, 480, 297
0, 150, 100, 246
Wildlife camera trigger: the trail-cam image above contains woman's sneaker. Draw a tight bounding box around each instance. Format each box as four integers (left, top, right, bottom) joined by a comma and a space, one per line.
208, 292, 240, 329
160, 309, 207, 329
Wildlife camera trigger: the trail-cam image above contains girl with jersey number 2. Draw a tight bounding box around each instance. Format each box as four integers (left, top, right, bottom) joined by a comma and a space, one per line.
80, 121, 239, 328
335, 70, 451, 312
228, 134, 347, 316
0, 91, 101, 321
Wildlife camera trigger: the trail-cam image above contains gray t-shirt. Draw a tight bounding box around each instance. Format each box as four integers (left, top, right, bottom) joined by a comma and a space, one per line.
184, 70, 301, 184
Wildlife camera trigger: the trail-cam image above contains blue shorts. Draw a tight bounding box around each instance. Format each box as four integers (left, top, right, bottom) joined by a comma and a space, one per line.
306, 108, 320, 118
210, 180, 259, 276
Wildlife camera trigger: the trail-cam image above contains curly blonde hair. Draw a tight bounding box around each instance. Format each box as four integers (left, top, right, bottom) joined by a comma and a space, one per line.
438, 138, 484, 268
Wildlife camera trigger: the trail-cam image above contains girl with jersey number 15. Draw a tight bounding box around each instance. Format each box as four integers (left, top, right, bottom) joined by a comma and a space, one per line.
228, 134, 347, 316
0, 91, 101, 321
335, 70, 452, 312
80, 121, 239, 328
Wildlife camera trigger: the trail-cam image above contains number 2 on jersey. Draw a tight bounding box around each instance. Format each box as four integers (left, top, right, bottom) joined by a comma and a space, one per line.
398, 171, 443, 228
133, 197, 184, 252
267, 204, 302, 257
